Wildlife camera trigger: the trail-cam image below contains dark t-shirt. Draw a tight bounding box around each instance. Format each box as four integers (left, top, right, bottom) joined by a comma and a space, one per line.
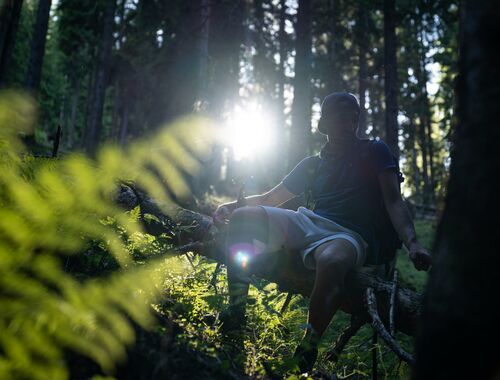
281, 139, 399, 264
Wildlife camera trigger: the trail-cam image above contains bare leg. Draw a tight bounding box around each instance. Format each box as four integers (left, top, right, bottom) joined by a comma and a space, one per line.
223, 206, 269, 331
308, 239, 357, 336
293, 239, 358, 372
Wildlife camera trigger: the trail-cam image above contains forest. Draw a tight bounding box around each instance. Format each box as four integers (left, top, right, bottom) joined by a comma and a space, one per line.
0, 0, 497, 379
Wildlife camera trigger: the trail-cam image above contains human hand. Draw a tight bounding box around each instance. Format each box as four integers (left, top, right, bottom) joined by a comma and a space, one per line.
408, 242, 432, 271
213, 202, 236, 227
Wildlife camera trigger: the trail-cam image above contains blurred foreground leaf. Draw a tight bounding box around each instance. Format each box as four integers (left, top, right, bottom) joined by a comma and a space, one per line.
0, 91, 216, 379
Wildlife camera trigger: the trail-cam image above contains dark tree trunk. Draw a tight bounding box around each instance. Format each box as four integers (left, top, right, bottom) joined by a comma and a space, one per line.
111, 81, 121, 141
163, 1, 206, 122
197, 0, 210, 102
417, 117, 430, 204
84, 0, 116, 153
276, 0, 287, 177
418, 28, 436, 204
118, 93, 129, 146
204, 0, 244, 189
25, 0, 52, 93
328, 0, 341, 92
357, 2, 368, 137
208, 0, 244, 117
289, 0, 312, 168
383, 0, 399, 158
414, 1, 500, 379
371, 74, 384, 138
409, 120, 420, 200
413, 19, 432, 205
80, 71, 94, 147
0, 0, 23, 86
66, 72, 80, 148
278, 0, 286, 109
252, 0, 268, 98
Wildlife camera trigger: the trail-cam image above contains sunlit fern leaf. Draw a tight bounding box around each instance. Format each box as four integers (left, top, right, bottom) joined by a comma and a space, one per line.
0, 91, 216, 379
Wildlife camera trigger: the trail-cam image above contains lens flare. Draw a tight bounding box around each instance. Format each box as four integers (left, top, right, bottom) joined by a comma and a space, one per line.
235, 251, 249, 269
224, 103, 276, 161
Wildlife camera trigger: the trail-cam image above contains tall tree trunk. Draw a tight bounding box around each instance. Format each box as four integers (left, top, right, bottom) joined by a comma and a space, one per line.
417, 118, 430, 204
414, 1, 500, 379
80, 71, 94, 147
289, 0, 312, 168
409, 120, 420, 200
163, 1, 205, 122
197, 0, 210, 103
25, 0, 52, 93
418, 27, 435, 204
206, 0, 244, 189
208, 0, 243, 117
0, 0, 23, 86
67, 74, 80, 148
111, 80, 121, 141
328, 0, 341, 92
357, 2, 368, 137
84, 0, 116, 153
383, 0, 399, 158
118, 91, 129, 146
277, 0, 287, 177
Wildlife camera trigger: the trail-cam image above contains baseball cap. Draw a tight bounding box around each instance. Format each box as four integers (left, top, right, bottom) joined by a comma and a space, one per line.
318, 92, 361, 134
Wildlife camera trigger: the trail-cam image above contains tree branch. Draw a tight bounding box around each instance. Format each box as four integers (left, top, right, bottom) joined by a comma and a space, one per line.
365, 288, 415, 365
326, 315, 366, 362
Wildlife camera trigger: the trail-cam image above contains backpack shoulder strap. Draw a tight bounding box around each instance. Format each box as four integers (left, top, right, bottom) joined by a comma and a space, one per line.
305, 155, 321, 209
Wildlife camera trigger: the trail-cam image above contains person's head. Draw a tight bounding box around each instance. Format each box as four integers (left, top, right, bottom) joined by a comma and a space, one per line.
318, 92, 360, 138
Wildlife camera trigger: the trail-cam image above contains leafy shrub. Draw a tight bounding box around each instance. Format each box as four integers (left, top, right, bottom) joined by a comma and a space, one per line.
0, 91, 214, 379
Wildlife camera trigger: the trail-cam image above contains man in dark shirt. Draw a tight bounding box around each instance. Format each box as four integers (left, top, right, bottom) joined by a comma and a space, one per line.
214, 92, 432, 372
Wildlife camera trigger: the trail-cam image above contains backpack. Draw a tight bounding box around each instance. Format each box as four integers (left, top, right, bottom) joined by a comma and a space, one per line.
305, 140, 403, 265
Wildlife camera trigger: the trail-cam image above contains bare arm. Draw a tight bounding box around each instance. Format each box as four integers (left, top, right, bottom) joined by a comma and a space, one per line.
213, 183, 297, 225
378, 171, 432, 271
241, 183, 297, 207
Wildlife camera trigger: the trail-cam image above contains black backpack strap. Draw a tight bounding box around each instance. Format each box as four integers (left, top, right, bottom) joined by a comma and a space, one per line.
305, 156, 321, 209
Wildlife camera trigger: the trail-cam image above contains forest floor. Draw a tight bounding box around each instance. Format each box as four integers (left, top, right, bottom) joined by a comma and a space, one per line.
70, 217, 435, 380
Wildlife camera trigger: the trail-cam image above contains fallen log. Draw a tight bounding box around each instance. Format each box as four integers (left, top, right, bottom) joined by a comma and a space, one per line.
116, 185, 422, 337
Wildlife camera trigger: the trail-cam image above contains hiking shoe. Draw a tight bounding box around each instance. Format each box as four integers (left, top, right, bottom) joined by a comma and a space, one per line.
292, 339, 319, 373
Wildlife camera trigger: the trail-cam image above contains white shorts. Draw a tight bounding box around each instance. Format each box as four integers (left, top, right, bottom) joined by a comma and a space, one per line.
259, 206, 368, 270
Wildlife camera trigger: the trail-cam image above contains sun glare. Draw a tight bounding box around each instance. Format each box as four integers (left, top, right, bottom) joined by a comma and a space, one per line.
224, 104, 275, 161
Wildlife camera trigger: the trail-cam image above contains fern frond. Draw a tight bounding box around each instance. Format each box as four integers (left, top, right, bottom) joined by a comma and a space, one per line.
0, 91, 216, 379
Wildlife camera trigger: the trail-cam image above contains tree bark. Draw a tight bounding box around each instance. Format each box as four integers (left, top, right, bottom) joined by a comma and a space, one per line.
416, 115, 430, 204
25, 0, 52, 93
197, 0, 210, 103
357, 2, 368, 137
0, 0, 23, 86
383, 0, 399, 158
118, 91, 129, 146
289, 0, 312, 169
414, 1, 500, 378
328, 0, 341, 92
418, 27, 435, 205
277, 0, 287, 174
84, 0, 116, 153
66, 72, 80, 148
116, 185, 423, 337
409, 120, 421, 200
208, 0, 244, 116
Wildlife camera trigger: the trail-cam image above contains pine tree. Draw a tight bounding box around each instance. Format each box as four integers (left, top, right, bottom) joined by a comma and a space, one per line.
26, 0, 52, 92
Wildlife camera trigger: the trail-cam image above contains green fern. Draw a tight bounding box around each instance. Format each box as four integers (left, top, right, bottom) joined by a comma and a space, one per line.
0, 91, 215, 379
